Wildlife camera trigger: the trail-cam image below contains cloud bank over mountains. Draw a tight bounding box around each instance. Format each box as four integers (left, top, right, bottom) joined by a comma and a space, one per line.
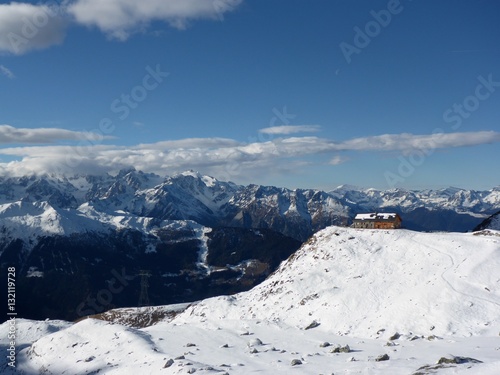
0, 123, 499, 180
0, 0, 243, 54
0, 125, 113, 144
259, 125, 321, 135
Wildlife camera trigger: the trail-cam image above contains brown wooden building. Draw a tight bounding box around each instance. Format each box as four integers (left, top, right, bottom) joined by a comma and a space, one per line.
352, 213, 402, 229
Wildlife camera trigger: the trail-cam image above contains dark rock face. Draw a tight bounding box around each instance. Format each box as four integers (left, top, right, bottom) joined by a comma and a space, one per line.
473, 210, 500, 231
437, 356, 482, 364
206, 227, 299, 270
375, 354, 390, 362
290, 359, 302, 366
0, 227, 300, 323
304, 321, 321, 330
330, 345, 351, 353
414, 356, 483, 374
389, 332, 401, 341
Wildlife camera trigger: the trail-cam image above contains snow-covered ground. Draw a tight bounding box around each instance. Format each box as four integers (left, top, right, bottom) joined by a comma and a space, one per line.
1, 227, 499, 374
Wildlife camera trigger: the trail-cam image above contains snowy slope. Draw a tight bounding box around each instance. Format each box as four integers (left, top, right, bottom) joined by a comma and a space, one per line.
176, 227, 500, 338
0, 319, 71, 350
2, 227, 499, 374
0, 200, 112, 249
3, 316, 500, 375
0, 200, 161, 255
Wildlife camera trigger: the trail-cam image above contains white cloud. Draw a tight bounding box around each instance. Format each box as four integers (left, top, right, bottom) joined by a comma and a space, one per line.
68, 0, 243, 40
259, 125, 321, 135
329, 155, 349, 165
0, 130, 498, 180
0, 2, 67, 55
0, 125, 114, 144
0, 65, 15, 79
134, 137, 241, 150
335, 131, 500, 152
0, 1, 242, 54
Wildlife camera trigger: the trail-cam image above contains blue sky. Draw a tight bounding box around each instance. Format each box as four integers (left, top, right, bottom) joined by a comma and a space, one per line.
0, 0, 499, 190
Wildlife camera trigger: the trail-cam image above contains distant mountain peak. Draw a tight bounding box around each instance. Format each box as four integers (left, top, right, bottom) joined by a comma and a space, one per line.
116, 167, 138, 177
331, 184, 364, 192
178, 169, 201, 177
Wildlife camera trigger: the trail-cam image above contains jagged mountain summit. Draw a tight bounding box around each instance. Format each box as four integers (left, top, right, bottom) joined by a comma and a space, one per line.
1, 226, 499, 374
0, 169, 498, 244
0, 169, 351, 243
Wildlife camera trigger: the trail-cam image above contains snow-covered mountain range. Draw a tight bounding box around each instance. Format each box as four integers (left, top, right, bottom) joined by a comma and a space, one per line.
2, 226, 499, 374
330, 184, 500, 213
0, 169, 347, 247
1, 169, 499, 321
0, 169, 498, 246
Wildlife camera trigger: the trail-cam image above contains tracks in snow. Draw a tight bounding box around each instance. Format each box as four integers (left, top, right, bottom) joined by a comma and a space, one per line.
409, 235, 500, 308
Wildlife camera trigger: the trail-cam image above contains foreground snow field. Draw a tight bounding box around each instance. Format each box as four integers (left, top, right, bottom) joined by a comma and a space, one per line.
1, 227, 499, 374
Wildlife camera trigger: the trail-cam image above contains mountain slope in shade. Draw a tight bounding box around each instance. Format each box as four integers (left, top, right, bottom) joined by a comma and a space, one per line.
1, 227, 499, 374
474, 210, 500, 231
0, 219, 301, 322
